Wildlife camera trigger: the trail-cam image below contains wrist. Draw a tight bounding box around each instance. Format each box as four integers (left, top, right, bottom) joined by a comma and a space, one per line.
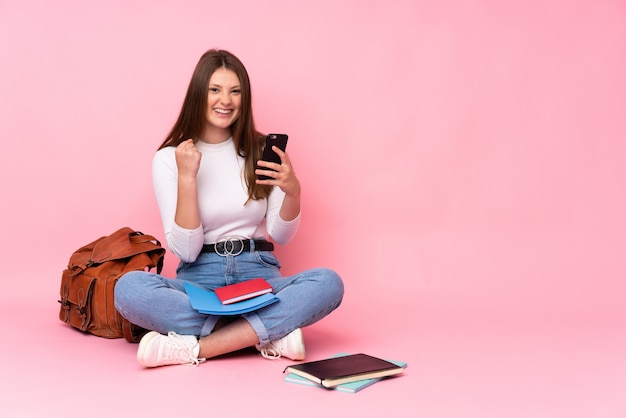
178, 175, 197, 186
285, 181, 301, 199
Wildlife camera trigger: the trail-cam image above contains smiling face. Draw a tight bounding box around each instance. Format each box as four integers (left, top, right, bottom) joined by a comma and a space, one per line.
202, 67, 242, 143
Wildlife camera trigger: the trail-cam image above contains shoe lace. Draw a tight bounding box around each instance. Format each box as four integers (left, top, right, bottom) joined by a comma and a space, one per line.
259, 343, 282, 360
165, 332, 204, 366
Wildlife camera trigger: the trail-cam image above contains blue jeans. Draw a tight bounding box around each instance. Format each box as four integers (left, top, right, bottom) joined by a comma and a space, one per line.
114, 249, 344, 346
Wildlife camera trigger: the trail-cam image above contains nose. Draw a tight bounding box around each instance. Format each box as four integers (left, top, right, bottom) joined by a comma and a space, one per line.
219, 91, 231, 105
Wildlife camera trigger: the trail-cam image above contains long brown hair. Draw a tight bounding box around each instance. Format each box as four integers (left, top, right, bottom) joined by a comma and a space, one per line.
158, 49, 270, 201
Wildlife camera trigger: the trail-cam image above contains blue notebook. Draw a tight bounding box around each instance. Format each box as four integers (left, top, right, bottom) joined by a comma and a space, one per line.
283, 353, 407, 393
184, 282, 279, 315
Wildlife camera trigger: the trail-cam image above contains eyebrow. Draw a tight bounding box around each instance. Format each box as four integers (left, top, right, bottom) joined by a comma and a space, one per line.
208, 83, 241, 89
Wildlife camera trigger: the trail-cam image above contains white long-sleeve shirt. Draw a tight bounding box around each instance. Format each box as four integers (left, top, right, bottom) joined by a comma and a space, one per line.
152, 138, 300, 262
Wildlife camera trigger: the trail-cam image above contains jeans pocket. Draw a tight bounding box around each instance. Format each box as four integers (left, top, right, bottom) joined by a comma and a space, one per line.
255, 251, 282, 269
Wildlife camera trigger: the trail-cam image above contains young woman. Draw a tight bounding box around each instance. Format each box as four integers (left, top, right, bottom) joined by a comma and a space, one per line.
114, 49, 344, 368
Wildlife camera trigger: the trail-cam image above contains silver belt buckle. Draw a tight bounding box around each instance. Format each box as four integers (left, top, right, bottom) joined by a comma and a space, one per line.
215, 237, 245, 257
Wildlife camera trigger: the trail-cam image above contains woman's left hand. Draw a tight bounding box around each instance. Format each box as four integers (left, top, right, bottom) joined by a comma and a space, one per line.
255, 146, 301, 198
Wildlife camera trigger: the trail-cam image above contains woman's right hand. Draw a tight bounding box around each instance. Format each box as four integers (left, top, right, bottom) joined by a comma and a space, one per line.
175, 139, 202, 178
173, 139, 202, 231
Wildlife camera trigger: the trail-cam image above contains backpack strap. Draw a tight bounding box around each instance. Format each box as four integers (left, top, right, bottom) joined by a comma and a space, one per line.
121, 319, 149, 343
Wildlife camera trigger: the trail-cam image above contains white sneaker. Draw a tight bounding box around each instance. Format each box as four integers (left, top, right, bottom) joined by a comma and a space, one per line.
256, 328, 306, 360
137, 331, 204, 367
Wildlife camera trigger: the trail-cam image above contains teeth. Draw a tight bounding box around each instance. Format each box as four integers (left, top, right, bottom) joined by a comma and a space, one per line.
215, 109, 231, 114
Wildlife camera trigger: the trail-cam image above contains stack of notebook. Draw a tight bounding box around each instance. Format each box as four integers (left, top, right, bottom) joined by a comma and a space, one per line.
283, 353, 407, 393
184, 278, 278, 315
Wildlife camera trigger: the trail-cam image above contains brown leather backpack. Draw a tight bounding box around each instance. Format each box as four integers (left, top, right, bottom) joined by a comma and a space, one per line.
58, 227, 166, 342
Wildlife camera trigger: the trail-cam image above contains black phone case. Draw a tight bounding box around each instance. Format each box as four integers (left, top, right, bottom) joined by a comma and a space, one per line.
259, 134, 288, 180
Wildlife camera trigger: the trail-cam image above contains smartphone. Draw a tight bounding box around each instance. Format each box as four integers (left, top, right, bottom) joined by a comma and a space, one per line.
258, 133, 288, 180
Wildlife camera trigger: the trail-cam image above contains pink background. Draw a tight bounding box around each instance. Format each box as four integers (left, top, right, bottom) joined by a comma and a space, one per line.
1, 0, 625, 417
